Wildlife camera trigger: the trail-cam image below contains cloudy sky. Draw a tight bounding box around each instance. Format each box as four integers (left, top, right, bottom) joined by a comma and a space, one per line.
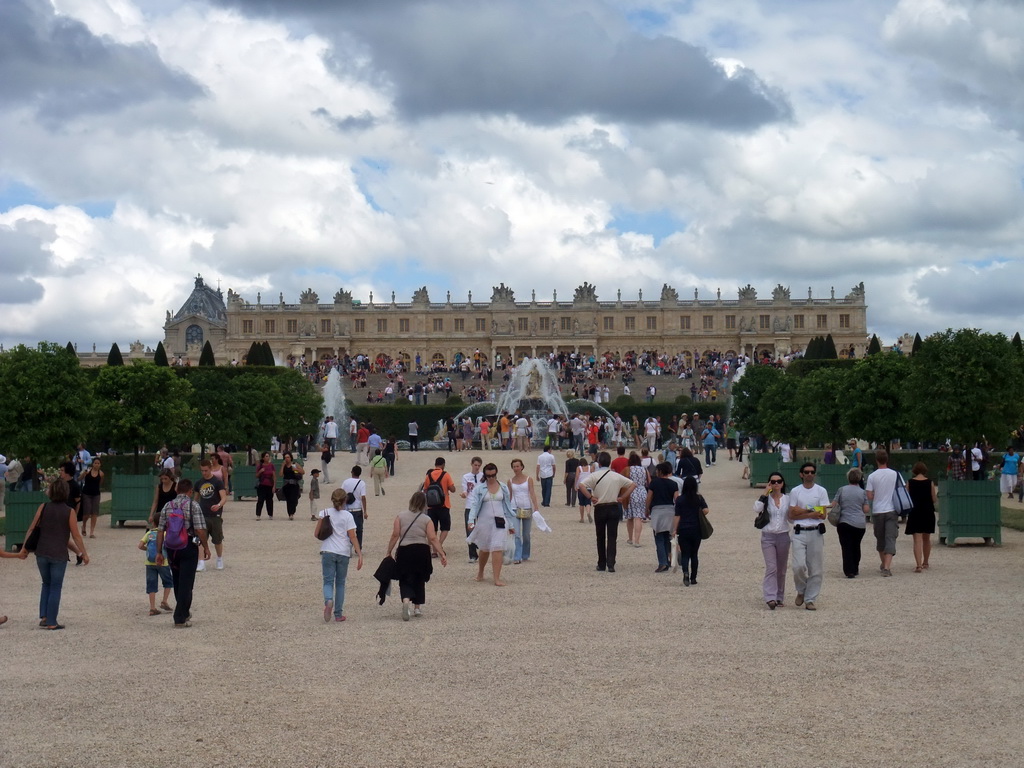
2, 0, 1022, 351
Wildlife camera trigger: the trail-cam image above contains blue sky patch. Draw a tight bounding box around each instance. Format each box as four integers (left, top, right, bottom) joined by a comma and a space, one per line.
608, 208, 686, 246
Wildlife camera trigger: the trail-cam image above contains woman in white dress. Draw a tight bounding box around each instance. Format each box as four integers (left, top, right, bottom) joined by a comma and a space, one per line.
467, 463, 517, 586
508, 459, 539, 564
576, 456, 594, 523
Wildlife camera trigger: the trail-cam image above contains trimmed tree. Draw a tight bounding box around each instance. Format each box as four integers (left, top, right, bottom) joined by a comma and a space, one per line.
911, 333, 923, 355
66, 341, 76, 356
731, 363, 784, 438
823, 334, 838, 359
107, 342, 124, 366
866, 335, 881, 355
199, 341, 216, 366
153, 341, 169, 367
841, 352, 912, 452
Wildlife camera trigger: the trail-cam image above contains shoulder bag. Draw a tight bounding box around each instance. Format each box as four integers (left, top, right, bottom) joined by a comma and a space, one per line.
315, 509, 334, 541
697, 496, 713, 540
827, 488, 842, 527
754, 495, 771, 530
891, 472, 914, 515
374, 511, 424, 583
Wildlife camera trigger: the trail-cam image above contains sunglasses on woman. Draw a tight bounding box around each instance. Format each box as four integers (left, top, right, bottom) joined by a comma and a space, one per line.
768, 479, 782, 484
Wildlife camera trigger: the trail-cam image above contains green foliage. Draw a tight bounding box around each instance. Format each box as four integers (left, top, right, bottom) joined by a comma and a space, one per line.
616, 394, 636, 406
842, 352, 911, 447
867, 335, 881, 355
153, 341, 169, 367
1013, 332, 1022, 356
444, 396, 465, 406
65, 341, 75, 355
182, 368, 237, 454
823, 334, 838, 359
0, 342, 92, 463
785, 358, 856, 378
92, 361, 194, 470
107, 342, 124, 366
758, 375, 801, 442
792, 367, 846, 446
912, 333, 923, 355
199, 341, 216, 366
673, 394, 691, 405
905, 329, 1024, 448
267, 368, 323, 440
262, 342, 275, 366
731, 364, 784, 436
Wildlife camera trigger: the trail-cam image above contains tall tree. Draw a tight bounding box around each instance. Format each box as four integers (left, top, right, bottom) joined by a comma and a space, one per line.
866, 335, 881, 355
911, 333, 923, 355
842, 352, 912, 450
93, 362, 194, 472
904, 329, 1024, 451
793, 367, 848, 447
246, 341, 260, 366
65, 341, 76, 356
823, 334, 838, 359
759, 375, 802, 444
261, 342, 275, 366
0, 342, 92, 464
199, 341, 216, 366
731, 364, 785, 437
183, 369, 237, 456
107, 342, 124, 366
153, 341, 169, 366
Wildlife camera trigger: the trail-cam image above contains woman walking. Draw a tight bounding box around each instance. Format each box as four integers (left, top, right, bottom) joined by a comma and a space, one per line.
754, 471, 790, 608
906, 462, 937, 572
255, 452, 276, 519
646, 462, 678, 572
673, 476, 709, 586
508, 459, 539, 564
80, 457, 103, 538
386, 491, 447, 619
150, 468, 178, 522
315, 488, 362, 622
624, 453, 649, 546
280, 451, 304, 520
576, 455, 594, 523
467, 464, 516, 586
382, 435, 398, 476
20, 478, 90, 629
830, 468, 869, 578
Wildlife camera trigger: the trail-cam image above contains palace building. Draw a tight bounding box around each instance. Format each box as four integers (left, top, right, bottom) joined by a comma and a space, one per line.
162, 276, 869, 366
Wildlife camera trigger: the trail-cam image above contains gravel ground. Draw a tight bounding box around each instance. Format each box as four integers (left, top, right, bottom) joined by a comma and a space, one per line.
3, 450, 1022, 768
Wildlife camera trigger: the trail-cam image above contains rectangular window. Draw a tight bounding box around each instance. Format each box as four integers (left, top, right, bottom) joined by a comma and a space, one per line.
399, 319, 410, 332
646, 316, 657, 330
242, 320, 253, 334
603, 316, 614, 331
759, 314, 770, 330
680, 316, 691, 330
725, 315, 736, 330
264, 319, 276, 334
433, 318, 443, 332
625, 316, 636, 331
475, 318, 486, 332
817, 314, 827, 329
839, 314, 850, 328
354, 319, 365, 333
377, 318, 387, 333
539, 317, 550, 331
794, 315, 804, 330
518, 317, 529, 332
561, 317, 572, 331
286, 319, 298, 334
702, 315, 713, 330
454, 318, 465, 332
321, 319, 332, 334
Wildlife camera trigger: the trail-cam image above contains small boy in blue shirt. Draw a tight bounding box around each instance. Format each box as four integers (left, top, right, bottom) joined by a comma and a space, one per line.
139, 511, 173, 615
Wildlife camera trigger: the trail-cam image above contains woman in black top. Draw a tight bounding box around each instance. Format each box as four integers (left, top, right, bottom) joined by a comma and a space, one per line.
647, 462, 679, 572
382, 436, 398, 476
280, 452, 305, 520
20, 478, 90, 629
673, 476, 709, 586
905, 461, 937, 572
563, 450, 581, 507
151, 468, 178, 521
80, 457, 104, 538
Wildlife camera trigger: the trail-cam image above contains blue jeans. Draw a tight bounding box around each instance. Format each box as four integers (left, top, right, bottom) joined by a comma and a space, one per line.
704, 443, 717, 465
321, 552, 351, 618
514, 515, 532, 561
653, 531, 672, 568
146, 564, 173, 593
539, 477, 553, 507
37, 556, 68, 625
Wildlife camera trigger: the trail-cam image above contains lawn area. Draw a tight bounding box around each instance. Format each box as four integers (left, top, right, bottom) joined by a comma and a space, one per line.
1000, 504, 1024, 532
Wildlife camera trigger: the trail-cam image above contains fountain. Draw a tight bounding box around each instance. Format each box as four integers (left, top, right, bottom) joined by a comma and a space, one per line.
495, 358, 568, 416
317, 368, 350, 448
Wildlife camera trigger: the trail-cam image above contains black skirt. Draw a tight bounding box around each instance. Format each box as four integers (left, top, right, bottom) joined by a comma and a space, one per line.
395, 543, 433, 584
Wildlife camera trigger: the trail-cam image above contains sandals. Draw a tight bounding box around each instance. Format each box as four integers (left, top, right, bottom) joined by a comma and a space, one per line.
45, 624, 65, 630
149, 608, 162, 616
160, 602, 172, 612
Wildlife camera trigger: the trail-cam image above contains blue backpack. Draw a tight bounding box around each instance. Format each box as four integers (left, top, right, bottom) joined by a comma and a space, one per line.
145, 531, 159, 561
163, 498, 192, 551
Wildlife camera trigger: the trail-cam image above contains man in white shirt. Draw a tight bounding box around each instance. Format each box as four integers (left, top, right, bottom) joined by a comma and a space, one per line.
570, 415, 585, 453
580, 452, 637, 573
787, 462, 830, 610
348, 417, 358, 454
536, 445, 556, 507
546, 414, 559, 448
460, 457, 484, 563
341, 467, 369, 547
514, 414, 530, 452
408, 420, 419, 452
644, 416, 659, 451
323, 416, 340, 456
865, 449, 899, 576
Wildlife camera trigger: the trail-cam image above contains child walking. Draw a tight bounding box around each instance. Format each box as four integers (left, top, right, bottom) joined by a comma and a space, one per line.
309, 468, 321, 520
139, 512, 173, 615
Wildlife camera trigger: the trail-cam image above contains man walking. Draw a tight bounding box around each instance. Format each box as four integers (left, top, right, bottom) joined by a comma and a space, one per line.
579, 452, 636, 573
423, 457, 457, 550
408, 419, 419, 452
787, 462, 829, 609
194, 459, 228, 571
323, 416, 339, 456
341, 466, 369, 546
460, 457, 484, 563
865, 450, 899, 577
536, 445, 556, 507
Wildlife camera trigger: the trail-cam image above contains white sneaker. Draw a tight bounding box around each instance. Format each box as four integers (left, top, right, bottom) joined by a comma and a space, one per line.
413, 606, 422, 617
196, 560, 206, 572
402, 601, 411, 621
216, 558, 224, 570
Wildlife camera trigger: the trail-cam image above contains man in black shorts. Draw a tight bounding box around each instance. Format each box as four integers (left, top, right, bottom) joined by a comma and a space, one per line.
194, 459, 227, 572
422, 457, 457, 551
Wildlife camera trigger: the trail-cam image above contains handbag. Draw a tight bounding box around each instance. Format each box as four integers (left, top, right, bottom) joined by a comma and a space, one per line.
891, 473, 914, 515
275, 487, 286, 502
754, 495, 771, 529
315, 510, 334, 541
697, 496, 713, 539
24, 525, 41, 553
826, 488, 841, 527
515, 507, 532, 520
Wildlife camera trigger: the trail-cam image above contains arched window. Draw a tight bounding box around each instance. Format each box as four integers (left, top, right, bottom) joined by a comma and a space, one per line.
186, 324, 204, 346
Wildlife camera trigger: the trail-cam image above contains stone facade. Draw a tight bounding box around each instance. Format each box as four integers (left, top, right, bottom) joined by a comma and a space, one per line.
163, 279, 869, 366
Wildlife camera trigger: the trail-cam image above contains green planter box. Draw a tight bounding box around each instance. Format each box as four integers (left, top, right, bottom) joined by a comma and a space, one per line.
4, 491, 48, 552
815, 464, 850, 499
748, 453, 780, 487
938, 479, 1001, 546
110, 473, 157, 528
233, 465, 258, 501
778, 462, 803, 492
